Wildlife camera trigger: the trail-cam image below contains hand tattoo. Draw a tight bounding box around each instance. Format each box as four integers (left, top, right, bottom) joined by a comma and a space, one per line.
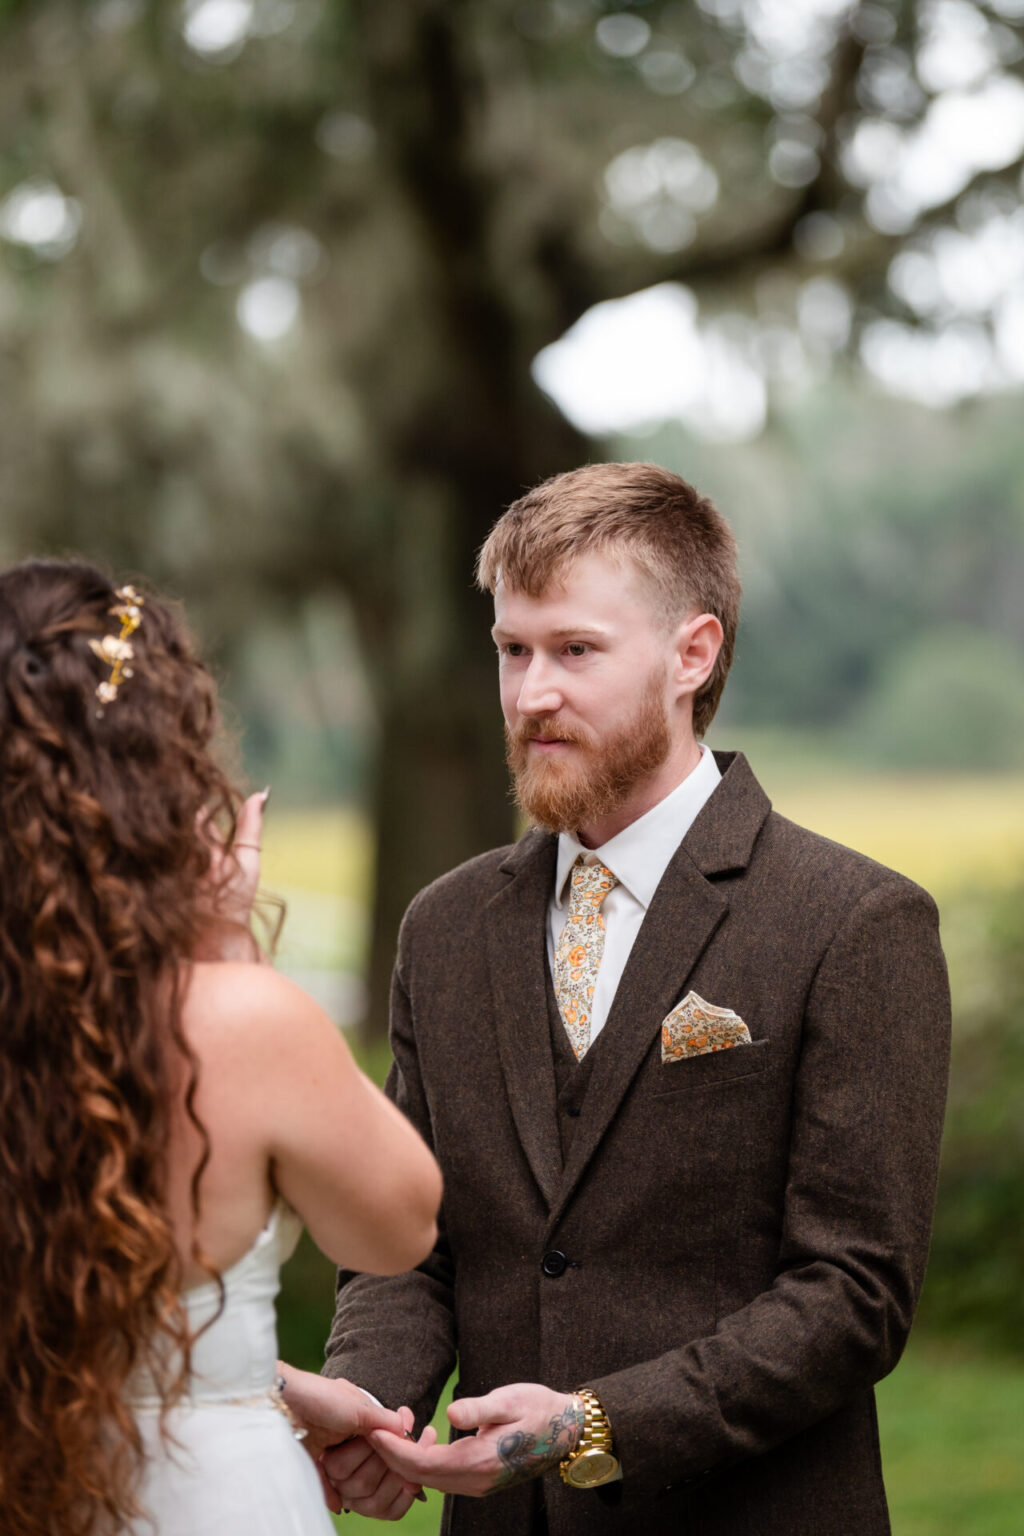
494, 1399, 584, 1489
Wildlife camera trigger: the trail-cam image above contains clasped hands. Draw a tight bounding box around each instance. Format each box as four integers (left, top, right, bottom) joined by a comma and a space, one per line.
290, 1373, 581, 1520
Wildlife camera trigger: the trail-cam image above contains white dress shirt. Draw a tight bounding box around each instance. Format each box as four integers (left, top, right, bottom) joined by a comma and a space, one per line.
547, 746, 722, 1044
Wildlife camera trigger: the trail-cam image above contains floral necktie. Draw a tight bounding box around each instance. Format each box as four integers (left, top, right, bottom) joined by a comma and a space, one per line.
554, 856, 618, 1061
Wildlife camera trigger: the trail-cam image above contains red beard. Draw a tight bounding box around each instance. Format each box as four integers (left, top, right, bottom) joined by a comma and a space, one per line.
505, 673, 671, 835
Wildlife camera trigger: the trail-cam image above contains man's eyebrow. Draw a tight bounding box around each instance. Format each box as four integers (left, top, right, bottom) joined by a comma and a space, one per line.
548, 625, 610, 640
490, 624, 611, 640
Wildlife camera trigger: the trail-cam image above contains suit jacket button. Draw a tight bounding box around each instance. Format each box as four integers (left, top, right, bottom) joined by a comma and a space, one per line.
540, 1250, 568, 1278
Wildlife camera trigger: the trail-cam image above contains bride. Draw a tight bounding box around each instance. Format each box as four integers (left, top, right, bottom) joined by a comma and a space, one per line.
0, 560, 442, 1535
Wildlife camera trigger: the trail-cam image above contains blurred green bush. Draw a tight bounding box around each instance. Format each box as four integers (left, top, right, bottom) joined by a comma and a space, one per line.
849, 628, 1024, 771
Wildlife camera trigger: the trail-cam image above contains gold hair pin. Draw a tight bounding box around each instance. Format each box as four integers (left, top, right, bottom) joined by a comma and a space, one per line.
90, 584, 144, 715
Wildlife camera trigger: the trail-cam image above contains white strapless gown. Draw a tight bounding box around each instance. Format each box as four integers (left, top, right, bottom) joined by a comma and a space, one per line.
128, 1200, 334, 1535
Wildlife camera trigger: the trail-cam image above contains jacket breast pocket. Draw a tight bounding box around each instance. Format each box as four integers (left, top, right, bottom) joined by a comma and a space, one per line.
651, 1036, 770, 1095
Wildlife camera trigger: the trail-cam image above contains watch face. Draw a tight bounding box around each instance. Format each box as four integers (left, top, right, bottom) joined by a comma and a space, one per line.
567, 1449, 619, 1488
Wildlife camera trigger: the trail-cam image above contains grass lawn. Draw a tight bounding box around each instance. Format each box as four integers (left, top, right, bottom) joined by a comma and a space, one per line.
260, 769, 1024, 988
766, 771, 1024, 900
877, 1341, 1024, 1536
263, 770, 1024, 920
326, 1341, 1024, 1535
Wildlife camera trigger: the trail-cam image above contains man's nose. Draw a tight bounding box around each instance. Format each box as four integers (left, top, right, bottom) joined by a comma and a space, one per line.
516, 654, 563, 717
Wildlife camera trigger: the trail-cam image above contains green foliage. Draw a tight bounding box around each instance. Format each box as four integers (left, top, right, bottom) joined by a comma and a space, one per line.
632, 392, 1024, 768
848, 627, 1024, 770
918, 883, 1024, 1352
275, 1231, 341, 1373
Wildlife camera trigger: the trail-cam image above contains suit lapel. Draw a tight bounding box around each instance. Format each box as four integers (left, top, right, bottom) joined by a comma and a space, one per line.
547, 752, 772, 1229
484, 828, 563, 1209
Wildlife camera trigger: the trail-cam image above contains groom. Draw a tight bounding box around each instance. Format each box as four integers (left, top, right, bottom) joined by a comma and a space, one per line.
320, 463, 950, 1534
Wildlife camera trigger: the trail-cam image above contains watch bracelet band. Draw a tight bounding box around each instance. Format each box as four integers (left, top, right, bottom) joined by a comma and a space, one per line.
572, 1387, 614, 1453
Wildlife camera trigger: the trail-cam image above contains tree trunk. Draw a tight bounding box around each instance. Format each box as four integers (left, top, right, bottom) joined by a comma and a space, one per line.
364, 645, 512, 1043
356, 386, 585, 1040
350, 0, 590, 1038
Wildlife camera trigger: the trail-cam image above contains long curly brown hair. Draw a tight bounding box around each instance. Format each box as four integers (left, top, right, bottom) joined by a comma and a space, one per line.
0, 559, 247, 1536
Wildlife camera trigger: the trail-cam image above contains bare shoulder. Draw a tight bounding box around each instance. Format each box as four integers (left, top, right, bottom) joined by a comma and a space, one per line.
183, 962, 341, 1072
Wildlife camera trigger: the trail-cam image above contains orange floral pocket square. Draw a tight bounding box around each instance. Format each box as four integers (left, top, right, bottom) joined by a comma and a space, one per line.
661, 992, 752, 1062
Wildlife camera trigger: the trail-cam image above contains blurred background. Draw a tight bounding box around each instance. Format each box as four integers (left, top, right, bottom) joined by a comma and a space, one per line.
1, 0, 1022, 1529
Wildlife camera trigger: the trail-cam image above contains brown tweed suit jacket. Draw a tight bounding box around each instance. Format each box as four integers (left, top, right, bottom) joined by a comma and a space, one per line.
325, 752, 951, 1536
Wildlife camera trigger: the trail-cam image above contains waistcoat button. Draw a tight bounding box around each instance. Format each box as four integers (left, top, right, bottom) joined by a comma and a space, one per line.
540, 1250, 568, 1278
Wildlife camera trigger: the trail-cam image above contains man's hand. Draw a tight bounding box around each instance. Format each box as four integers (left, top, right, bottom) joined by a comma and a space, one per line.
369, 1384, 582, 1497
321, 1427, 437, 1520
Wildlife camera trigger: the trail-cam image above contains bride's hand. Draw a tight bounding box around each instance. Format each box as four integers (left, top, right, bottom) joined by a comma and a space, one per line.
278, 1366, 426, 1515
321, 1422, 437, 1520
278, 1364, 414, 1455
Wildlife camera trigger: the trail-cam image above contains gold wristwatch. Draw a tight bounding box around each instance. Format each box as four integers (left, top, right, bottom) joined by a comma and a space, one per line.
559, 1388, 619, 1488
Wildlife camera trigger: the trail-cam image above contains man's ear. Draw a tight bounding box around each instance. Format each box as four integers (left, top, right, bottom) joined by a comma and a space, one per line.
671, 613, 723, 701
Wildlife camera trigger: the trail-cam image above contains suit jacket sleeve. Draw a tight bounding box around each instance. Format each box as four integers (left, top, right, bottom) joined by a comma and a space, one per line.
587, 878, 951, 1495
322, 919, 457, 1425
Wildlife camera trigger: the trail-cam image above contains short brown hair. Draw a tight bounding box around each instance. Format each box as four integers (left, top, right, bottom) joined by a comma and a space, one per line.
476, 462, 741, 735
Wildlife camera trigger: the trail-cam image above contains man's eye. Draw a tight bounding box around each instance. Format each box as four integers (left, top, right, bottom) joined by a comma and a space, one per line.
566, 643, 588, 657
503, 643, 525, 657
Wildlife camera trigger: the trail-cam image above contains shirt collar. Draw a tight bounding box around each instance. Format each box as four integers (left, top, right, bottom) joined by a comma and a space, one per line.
555, 745, 722, 910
